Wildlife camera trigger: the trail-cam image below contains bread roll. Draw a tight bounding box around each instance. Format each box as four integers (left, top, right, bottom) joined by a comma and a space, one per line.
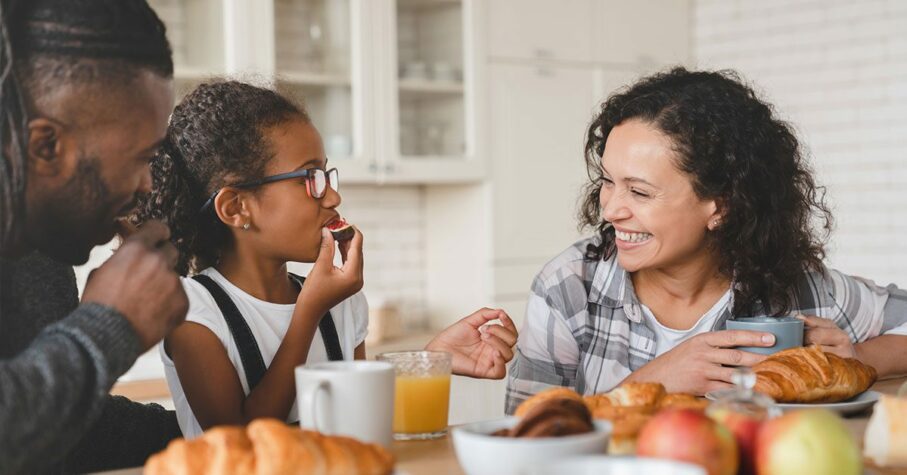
145, 418, 394, 475
753, 345, 876, 403
865, 395, 907, 468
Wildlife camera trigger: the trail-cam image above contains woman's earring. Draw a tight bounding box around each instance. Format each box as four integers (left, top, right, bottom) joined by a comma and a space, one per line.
243, 223, 250, 230
711, 219, 720, 229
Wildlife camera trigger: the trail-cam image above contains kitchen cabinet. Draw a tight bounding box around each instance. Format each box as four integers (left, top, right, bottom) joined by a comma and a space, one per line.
148, 0, 485, 184
488, 0, 595, 63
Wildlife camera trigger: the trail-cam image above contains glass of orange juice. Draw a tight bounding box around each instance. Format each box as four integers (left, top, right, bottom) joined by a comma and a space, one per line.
377, 351, 452, 440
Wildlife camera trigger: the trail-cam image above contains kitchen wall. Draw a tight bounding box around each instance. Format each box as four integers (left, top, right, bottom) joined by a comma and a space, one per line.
694, 0, 907, 285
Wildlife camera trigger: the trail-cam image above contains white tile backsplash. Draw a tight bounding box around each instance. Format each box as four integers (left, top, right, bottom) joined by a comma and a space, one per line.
694, 0, 907, 286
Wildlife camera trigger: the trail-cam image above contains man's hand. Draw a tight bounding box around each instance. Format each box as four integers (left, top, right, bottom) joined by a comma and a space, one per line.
624, 330, 775, 395
81, 220, 188, 351
425, 308, 518, 380
799, 314, 857, 359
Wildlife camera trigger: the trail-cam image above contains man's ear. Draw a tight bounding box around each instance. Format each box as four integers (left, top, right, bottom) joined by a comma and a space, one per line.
26, 118, 67, 177
214, 187, 252, 230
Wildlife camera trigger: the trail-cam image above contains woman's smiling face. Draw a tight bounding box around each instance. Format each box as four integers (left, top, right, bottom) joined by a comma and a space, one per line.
599, 119, 721, 272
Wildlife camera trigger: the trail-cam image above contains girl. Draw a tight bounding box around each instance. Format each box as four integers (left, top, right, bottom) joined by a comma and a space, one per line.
133, 81, 517, 437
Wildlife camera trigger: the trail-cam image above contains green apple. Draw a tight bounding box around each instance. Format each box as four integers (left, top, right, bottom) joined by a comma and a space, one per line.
756, 409, 861, 475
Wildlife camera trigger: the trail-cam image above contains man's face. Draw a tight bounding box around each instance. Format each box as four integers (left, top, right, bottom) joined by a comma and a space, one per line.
25, 70, 174, 265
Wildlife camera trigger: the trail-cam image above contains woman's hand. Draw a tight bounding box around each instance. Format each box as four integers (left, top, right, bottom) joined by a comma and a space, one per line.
425, 308, 518, 380
298, 227, 364, 315
624, 330, 775, 395
798, 314, 857, 359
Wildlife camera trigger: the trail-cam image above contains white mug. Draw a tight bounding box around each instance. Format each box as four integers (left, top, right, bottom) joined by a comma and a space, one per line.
295, 361, 395, 447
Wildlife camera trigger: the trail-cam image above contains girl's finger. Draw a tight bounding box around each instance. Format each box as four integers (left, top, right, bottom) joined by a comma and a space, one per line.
481, 333, 514, 362
313, 228, 336, 271
463, 308, 506, 328
339, 227, 364, 274
498, 311, 517, 334
484, 323, 518, 348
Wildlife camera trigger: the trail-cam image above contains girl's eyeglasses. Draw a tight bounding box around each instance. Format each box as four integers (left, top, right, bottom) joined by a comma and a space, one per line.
198, 167, 339, 213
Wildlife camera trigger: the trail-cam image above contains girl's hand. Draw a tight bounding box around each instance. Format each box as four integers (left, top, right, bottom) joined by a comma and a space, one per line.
798, 314, 857, 359
624, 330, 774, 395
298, 227, 364, 314
425, 308, 518, 380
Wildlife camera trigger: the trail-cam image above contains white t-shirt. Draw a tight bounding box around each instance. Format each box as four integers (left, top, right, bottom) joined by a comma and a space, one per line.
640, 291, 732, 357
161, 267, 369, 438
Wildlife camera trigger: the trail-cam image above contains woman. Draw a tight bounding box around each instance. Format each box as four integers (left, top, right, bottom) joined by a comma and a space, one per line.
505, 67, 907, 413
132, 81, 516, 437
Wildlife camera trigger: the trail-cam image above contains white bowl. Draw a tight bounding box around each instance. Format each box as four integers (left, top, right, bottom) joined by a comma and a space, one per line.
527, 455, 707, 475
452, 417, 611, 475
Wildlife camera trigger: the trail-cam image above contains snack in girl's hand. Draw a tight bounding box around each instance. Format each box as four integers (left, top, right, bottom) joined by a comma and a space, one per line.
327, 217, 355, 242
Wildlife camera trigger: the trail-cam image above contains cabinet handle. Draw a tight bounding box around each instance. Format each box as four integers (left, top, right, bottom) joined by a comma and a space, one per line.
368, 162, 379, 173
534, 48, 553, 59
384, 163, 396, 173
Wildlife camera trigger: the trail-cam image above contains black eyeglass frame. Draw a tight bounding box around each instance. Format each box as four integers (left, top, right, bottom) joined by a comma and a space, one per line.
198, 167, 339, 213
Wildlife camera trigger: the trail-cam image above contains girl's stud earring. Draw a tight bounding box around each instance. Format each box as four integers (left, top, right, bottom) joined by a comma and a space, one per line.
243, 223, 250, 230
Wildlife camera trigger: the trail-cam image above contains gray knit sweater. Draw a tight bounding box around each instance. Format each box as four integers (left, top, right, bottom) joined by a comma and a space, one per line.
0, 252, 181, 474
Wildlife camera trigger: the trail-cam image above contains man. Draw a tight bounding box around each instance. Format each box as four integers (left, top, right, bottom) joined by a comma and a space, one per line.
0, 0, 188, 472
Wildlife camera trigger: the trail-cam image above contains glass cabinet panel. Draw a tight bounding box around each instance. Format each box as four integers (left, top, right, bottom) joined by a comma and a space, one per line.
274, 0, 357, 160
396, 0, 466, 159
148, 0, 225, 101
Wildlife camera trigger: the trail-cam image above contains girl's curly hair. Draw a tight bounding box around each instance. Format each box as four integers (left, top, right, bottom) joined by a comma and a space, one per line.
130, 80, 308, 276
580, 67, 833, 317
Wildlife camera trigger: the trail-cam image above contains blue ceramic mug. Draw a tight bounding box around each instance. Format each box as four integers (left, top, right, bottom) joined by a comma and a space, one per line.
725, 316, 804, 355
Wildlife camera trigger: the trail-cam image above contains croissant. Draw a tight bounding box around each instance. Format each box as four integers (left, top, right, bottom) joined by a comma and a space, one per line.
145, 418, 395, 475
753, 345, 877, 403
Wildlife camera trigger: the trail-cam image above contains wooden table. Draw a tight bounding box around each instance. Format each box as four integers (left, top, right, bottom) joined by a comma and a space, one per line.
394, 378, 907, 475
99, 378, 907, 475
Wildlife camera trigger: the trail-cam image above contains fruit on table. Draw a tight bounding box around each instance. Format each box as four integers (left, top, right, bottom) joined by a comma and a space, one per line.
755, 409, 861, 475
327, 218, 355, 241
636, 408, 738, 475
708, 408, 764, 475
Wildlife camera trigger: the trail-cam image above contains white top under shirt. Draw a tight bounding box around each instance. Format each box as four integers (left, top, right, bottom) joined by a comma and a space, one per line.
161, 267, 369, 439
639, 291, 733, 357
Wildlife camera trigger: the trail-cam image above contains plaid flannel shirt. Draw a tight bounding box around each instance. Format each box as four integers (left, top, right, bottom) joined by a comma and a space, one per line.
505, 236, 907, 414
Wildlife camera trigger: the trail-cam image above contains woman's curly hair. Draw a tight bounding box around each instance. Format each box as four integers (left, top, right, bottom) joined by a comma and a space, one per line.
580, 67, 833, 317
130, 80, 308, 275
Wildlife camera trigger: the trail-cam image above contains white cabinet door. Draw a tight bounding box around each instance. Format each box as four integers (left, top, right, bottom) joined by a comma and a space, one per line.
595, 0, 691, 66
488, 0, 595, 63
489, 63, 597, 263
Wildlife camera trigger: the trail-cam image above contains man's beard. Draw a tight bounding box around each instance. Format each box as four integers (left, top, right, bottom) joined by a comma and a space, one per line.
33, 157, 118, 265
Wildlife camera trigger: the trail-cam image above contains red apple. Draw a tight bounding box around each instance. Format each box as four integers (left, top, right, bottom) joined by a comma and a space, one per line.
637, 408, 739, 475
708, 408, 763, 475
756, 409, 860, 475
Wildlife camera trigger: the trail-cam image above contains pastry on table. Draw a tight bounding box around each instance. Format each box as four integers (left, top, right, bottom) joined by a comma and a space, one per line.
497, 398, 594, 438
145, 418, 394, 475
514, 387, 585, 417
607, 412, 652, 456
864, 395, 907, 468
752, 344, 877, 403
658, 392, 711, 410
514, 382, 709, 455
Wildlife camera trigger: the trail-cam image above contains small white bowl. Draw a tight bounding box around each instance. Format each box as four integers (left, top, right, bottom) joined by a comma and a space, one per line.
526, 455, 707, 475
451, 417, 611, 475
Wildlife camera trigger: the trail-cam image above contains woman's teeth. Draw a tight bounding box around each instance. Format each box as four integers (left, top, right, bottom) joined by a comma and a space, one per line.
616, 230, 652, 243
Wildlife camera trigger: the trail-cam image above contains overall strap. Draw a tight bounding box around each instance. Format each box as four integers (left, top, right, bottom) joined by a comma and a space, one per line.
289, 273, 345, 361
191, 274, 267, 390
